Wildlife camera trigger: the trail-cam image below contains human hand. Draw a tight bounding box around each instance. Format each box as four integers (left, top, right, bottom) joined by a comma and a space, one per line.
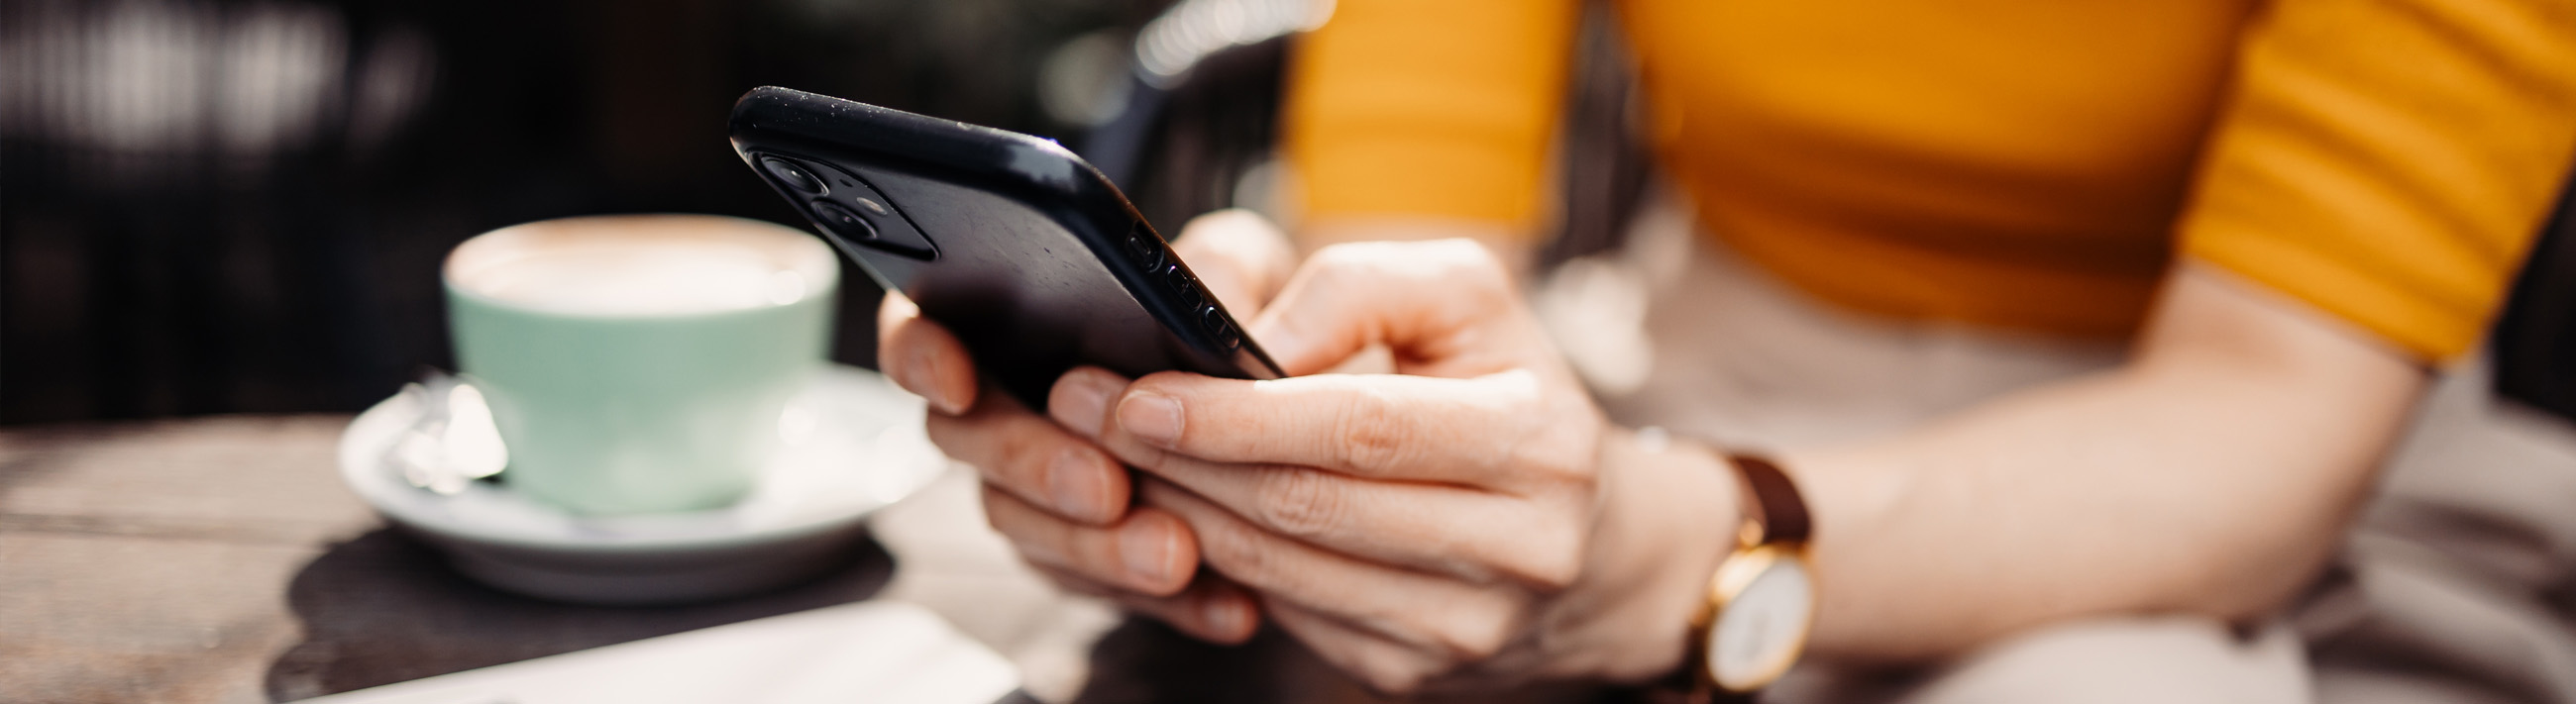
1054, 240, 1739, 692
877, 209, 1293, 643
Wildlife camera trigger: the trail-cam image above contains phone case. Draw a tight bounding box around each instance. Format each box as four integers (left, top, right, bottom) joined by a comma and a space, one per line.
727, 86, 1281, 408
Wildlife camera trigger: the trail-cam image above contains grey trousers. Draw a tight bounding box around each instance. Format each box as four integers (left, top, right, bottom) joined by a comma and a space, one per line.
1541, 198, 2576, 704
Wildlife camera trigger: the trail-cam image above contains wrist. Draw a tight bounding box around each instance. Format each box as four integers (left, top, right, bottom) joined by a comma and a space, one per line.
1555, 427, 1743, 682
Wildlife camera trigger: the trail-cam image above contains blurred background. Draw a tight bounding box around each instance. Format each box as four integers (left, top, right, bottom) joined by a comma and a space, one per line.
7, 0, 2571, 426
0, 0, 1336, 423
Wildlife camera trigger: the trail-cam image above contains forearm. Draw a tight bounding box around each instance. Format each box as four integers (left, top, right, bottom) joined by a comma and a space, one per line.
1784, 267, 2426, 661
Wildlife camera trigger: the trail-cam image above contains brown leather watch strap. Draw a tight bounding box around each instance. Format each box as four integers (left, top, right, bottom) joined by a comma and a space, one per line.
1727, 453, 1811, 546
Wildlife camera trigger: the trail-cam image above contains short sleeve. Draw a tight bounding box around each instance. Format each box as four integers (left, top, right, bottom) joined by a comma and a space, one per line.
2178, 0, 2576, 361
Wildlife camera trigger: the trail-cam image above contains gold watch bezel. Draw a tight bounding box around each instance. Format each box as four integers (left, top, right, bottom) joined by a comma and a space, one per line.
1690, 542, 1815, 693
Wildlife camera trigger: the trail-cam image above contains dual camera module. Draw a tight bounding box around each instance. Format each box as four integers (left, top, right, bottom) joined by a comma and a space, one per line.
756, 154, 937, 260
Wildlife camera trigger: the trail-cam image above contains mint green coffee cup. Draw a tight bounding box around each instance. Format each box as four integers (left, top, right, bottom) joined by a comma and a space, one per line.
444, 215, 837, 515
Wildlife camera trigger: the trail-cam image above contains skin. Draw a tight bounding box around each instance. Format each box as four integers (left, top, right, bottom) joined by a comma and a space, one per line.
885, 210, 1297, 643
880, 212, 2427, 692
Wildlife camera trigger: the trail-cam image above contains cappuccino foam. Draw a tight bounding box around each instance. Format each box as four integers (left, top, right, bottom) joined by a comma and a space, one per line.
447, 217, 836, 317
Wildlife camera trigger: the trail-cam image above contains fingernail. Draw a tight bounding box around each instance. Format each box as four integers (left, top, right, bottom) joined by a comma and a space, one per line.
1118, 391, 1184, 448
1120, 519, 1175, 587
1051, 370, 1119, 437
1203, 593, 1246, 638
1046, 449, 1111, 523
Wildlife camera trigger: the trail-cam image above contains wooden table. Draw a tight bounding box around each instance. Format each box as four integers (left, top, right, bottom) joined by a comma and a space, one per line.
0, 415, 1480, 704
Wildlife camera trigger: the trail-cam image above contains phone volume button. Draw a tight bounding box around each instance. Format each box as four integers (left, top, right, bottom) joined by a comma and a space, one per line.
1124, 230, 1163, 270
1163, 264, 1203, 308
1202, 306, 1239, 350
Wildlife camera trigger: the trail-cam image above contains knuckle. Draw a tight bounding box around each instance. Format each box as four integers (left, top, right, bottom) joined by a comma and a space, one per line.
1441, 239, 1506, 273
1197, 517, 1274, 585
1309, 242, 1376, 270
1498, 409, 1602, 494
990, 436, 1052, 490
1310, 243, 1408, 287
927, 412, 1046, 486
1503, 525, 1586, 591
1501, 381, 1597, 479
1426, 239, 1511, 294
1514, 432, 1591, 484
1332, 391, 1411, 474
1254, 468, 1344, 538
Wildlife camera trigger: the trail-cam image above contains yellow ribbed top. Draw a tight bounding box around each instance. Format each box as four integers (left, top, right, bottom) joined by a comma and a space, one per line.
1283, 0, 2576, 360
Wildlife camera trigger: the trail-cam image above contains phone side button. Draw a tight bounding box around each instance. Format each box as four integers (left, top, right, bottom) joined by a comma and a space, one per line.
1124, 231, 1162, 270
1163, 264, 1204, 308
1201, 306, 1240, 350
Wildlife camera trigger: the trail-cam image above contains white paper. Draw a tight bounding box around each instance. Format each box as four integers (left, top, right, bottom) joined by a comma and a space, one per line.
290, 601, 1020, 704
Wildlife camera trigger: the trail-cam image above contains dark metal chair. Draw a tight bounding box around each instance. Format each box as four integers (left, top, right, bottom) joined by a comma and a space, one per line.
1078, 0, 1653, 266
2495, 173, 2576, 423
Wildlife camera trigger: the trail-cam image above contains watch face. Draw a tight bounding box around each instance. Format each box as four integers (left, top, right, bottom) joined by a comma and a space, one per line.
1705, 554, 1813, 691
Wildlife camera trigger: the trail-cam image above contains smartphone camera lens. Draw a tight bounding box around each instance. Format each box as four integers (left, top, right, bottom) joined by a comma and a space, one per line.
809, 200, 877, 240
762, 156, 827, 196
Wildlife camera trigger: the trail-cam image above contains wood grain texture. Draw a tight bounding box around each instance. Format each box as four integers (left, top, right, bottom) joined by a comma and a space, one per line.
0, 415, 892, 704
0, 415, 1591, 704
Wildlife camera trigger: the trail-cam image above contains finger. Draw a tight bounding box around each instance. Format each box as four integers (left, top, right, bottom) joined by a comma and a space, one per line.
1119, 447, 1579, 586
1031, 564, 1261, 645
1140, 479, 1520, 660
1247, 239, 1548, 377
1045, 366, 1130, 442
877, 291, 976, 414
983, 482, 1195, 595
1321, 343, 1397, 375
1262, 595, 1450, 695
927, 393, 1128, 525
1105, 369, 1594, 488
1169, 209, 1295, 315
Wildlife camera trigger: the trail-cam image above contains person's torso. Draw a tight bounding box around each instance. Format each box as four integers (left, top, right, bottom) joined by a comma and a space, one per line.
1621, 0, 2265, 337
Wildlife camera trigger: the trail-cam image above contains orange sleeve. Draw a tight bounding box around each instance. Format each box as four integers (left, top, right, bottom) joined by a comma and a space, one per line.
1282, 0, 1578, 231
2178, 0, 2576, 361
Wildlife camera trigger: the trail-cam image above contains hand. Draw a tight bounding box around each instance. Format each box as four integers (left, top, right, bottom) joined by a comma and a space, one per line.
877, 210, 1294, 643
1058, 240, 1740, 692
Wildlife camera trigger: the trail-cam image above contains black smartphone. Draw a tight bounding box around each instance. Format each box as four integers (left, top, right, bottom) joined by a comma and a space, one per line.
727, 86, 1282, 408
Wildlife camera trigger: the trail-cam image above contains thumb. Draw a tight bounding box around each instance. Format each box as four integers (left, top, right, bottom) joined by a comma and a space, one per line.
1169, 209, 1295, 316
1246, 239, 1543, 377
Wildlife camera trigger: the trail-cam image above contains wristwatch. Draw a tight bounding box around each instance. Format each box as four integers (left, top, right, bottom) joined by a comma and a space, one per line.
1684, 453, 1816, 697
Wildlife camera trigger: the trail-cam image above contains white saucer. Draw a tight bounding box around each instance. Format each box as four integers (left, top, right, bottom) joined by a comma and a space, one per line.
338, 364, 949, 605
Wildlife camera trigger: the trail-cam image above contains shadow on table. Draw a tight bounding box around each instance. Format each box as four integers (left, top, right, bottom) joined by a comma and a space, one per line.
265, 527, 1636, 704
261, 527, 896, 701
1066, 618, 1631, 704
